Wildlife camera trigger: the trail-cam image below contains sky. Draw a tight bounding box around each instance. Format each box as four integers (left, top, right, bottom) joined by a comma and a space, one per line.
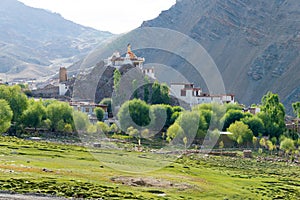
18, 0, 176, 34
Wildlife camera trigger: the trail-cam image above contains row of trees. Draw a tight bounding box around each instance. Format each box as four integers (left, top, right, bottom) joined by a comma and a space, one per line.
0, 85, 106, 136
115, 91, 300, 150
1, 84, 299, 152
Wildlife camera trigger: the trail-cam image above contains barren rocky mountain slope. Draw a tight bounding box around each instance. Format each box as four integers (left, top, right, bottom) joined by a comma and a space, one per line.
0, 0, 112, 80
140, 0, 300, 113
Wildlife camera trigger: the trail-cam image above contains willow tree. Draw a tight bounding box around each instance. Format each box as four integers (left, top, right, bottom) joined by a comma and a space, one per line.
0, 99, 13, 133
259, 92, 285, 138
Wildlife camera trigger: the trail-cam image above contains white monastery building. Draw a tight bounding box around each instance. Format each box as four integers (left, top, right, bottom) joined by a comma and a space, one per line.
170, 83, 235, 106
104, 44, 156, 79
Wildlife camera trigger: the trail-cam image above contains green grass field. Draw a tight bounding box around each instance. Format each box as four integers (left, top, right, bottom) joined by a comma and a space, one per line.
0, 136, 299, 199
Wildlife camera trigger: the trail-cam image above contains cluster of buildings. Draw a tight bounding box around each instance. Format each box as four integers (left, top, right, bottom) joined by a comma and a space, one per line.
2, 44, 300, 134
104, 44, 156, 79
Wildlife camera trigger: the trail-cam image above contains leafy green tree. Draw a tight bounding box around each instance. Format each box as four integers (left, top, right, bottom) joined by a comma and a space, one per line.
160, 83, 170, 104
280, 138, 295, 154
127, 126, 141, 146
96, 122, 110, 134
183, 137, 188, 149
292, 102, 300, 118
94, 107, 104, 121
253, 136, 258, 148
0, 99, 13, 133
118, 99, 152, 131
46, 101, 74, 132
266, 140, 275, 153
193, 103, 226, 130
100, 98, 112, 117
73, 111, 90, 132
227, 121, 253, 147
242, 116, 265, 137
219, 141, 224, 149
222, 110, 245, 131
22, 100, 46, 130
149, 104, 168, 132
113, 69, 122, 105
151, 81, 161, 104
167, 106, 184, 127
259, 138, 267, 149
0, 85, 28, 123
151, 81, 170, 105
57, 120, 66, 132
166, 122, 184, 143
113, 69, 121, 92
259, 92, 286, 138
176, 111, 207, 143
110, 123, 120, 134
63, 124, 73, 133
225, 103, 243, 112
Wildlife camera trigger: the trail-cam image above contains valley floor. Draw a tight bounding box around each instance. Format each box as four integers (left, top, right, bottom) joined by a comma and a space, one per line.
0, 136, 299, 200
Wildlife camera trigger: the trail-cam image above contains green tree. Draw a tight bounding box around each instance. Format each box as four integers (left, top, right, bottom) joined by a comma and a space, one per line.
166, 122, 184, 143
94, 107, 104, 121
193, 103, 226, 130
46, 101, 74, 132
100, 98, 112, 117
259, 92, 286, 138
225, 103, 243, 112
113, 69, 122, 105
113, 69, 121, 92
151, 81, 170, 105
242, 116, 265, 137
22, 100, 46, 130
176, 111, 207, 143
73, 111, 90, 132
0, 85, 28, 123
151, 81, 161, 104
127, 126, 141, 146
259, 138, 267, 149
96, 121, 110, 134
63, 124, 73, 133
0, 99, 13, 133
222, 110, 245, 131
266, 140, 275, 153
253, 136, 258, 148
280, 138, 295, 154
292, 102, 300, 118
160, 83, 170, 105
110, 123, 120, 134
149, 104, 168, 132
227, 121, 253, 147
118, 99, 152, 131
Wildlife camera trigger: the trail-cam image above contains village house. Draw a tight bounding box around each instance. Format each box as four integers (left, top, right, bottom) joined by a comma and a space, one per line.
70, 100, 108, 123
243, 106, 261, 115
170, 82, 235, 106
286, 118, 300, 133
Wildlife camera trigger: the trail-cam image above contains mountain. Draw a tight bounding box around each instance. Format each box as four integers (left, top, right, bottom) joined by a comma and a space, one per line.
0, 0, 112, 80
139, 0, 300, 114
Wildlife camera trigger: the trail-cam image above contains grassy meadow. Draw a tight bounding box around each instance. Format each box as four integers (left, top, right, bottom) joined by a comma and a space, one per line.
0, 136, 299, 199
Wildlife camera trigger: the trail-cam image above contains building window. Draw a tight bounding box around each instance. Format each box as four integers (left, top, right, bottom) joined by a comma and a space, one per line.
181, 90, 186, 96
85, 108, 90, 113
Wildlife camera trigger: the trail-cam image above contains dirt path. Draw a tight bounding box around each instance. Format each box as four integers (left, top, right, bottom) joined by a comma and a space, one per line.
0, 193, 67, 200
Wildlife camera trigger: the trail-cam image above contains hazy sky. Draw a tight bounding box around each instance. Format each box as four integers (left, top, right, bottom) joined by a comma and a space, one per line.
18, 0, 176, 34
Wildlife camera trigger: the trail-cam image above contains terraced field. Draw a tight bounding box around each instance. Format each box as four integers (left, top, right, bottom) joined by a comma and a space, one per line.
0, 136, 299, 199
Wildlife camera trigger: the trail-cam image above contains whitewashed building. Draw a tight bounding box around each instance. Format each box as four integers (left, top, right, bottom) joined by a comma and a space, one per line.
104, 44, 155, 79
170, 83, 235, 106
